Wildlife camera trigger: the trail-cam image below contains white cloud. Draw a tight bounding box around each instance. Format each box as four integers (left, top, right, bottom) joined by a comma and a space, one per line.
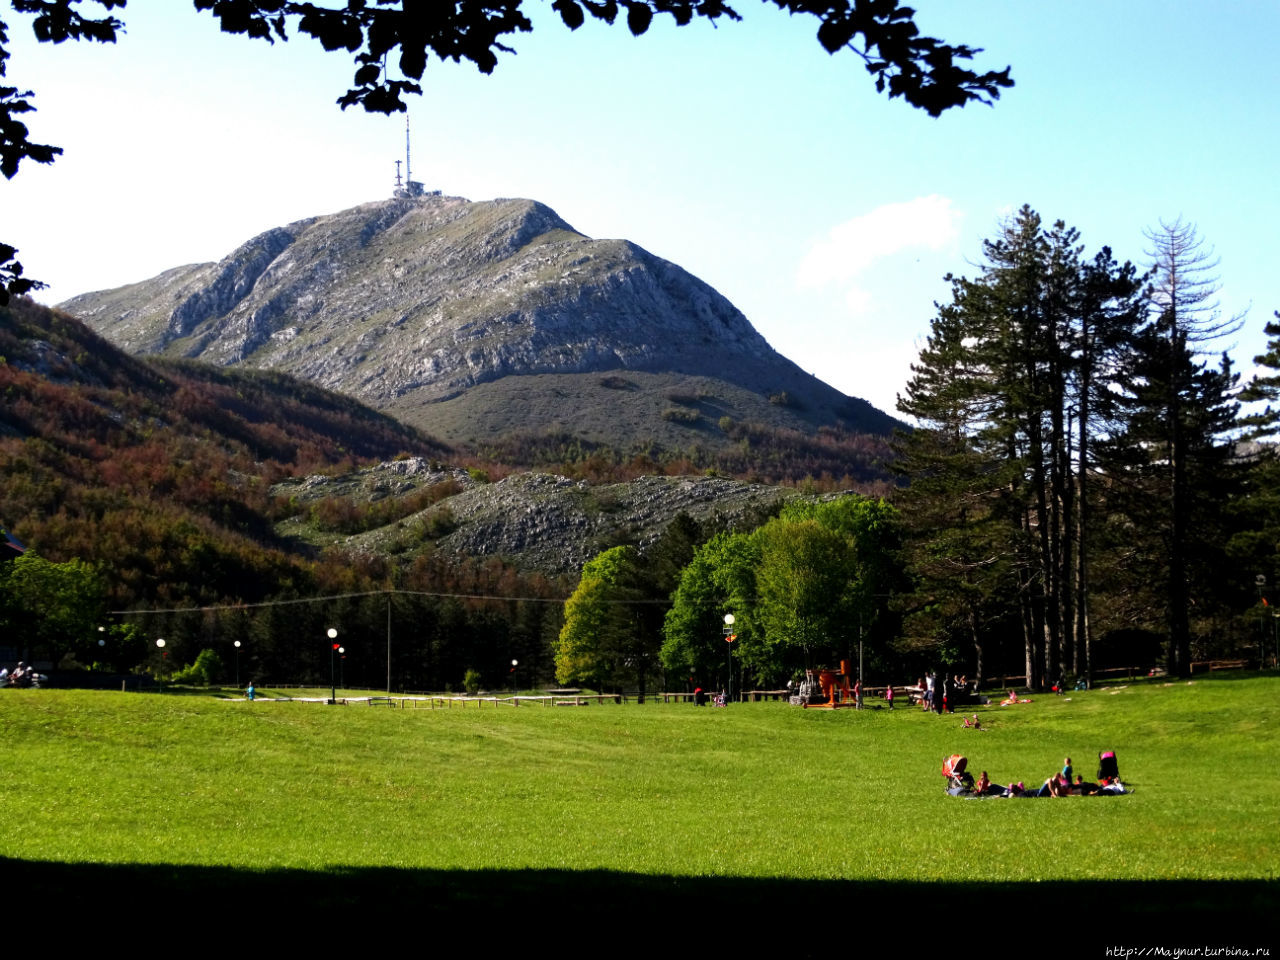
843, 285, 872, 314
796, 195, 962, 304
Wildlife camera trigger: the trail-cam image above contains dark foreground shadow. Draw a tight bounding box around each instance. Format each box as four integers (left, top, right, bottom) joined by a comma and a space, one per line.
3, 858, 1274, 948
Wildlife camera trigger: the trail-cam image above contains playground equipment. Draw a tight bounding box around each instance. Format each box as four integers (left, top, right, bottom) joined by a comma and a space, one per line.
797, 660, 857, 709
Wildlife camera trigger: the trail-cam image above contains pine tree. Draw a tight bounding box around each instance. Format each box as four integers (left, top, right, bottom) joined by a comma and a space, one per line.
896, 207, 1146, 687
1099, 326, 1242, 676
1135, 221, 1243, 676
1230, 312, 1280, 664
895, 298, 1023, 686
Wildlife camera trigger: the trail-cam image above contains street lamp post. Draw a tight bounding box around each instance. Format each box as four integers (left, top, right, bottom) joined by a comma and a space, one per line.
723, 614, 736, 703
1256, 575, 1270, 667
155, 638, 166, 691
233, 640, 241, 689
339, 647, 345, 689
327, 627, 338, 704
511, 659, 518, 700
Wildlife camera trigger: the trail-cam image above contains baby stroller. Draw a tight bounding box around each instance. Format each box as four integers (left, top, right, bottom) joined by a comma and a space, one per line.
942, 754, 974, 795
1097, 750, 1120, 781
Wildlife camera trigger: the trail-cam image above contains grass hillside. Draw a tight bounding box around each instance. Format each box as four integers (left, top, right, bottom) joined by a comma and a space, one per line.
2, 674, 1275, 942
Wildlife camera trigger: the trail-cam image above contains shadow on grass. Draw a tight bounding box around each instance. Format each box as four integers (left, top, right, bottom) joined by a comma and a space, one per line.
3, 858, 1274, 946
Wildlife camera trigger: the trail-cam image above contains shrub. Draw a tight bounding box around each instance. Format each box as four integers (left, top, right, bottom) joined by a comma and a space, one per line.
463, 668, 481, 696
661, 407, 700, 424
172, 648, 225, 686
419, 507, 457, 539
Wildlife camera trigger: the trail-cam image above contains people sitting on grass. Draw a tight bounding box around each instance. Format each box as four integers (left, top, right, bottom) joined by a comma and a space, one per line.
1036, 773, 1070, 797
946, 751, 1125, 797
1072, 775, 1099, 795
5, 662, 36, 688
974, 771, 1007, 796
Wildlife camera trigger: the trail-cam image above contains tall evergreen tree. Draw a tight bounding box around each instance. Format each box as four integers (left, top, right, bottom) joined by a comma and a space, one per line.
1098, 335, 1241, 676
895, 301, 1022, 685
1229, 312, 1280, 663
1126, 220, 1243, 676
896, 206, 1147, 686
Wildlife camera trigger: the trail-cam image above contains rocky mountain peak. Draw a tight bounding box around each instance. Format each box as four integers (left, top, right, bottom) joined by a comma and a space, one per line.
59, 194, 899, 451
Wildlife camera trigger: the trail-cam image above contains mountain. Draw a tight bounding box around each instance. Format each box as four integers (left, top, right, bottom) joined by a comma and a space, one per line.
58, 195, 901, 459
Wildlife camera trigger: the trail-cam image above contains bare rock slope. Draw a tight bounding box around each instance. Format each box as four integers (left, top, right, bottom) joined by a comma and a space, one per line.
273, 457, 794, 575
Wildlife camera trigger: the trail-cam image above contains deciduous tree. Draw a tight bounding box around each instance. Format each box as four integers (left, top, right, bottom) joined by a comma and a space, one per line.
1117, 220, 1244, 676
556, 545, 652, 694
661, 495, 900, 688
0, 550, 106, 664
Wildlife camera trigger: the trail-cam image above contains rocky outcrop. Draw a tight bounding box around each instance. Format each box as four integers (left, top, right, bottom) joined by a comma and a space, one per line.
274, 458, 795, 575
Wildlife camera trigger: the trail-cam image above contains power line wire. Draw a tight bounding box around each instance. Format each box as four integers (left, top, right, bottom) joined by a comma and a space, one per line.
107, 586, 668, 616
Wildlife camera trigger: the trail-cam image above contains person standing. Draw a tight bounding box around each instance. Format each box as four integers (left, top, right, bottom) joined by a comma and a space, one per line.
885, 684, 894, 710
246, 681, 255, 701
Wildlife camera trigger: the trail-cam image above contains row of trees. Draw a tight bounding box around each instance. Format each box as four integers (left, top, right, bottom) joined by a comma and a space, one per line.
895, 205, 1271, 684
555, 497, 903, 695
0, 546, 570, 690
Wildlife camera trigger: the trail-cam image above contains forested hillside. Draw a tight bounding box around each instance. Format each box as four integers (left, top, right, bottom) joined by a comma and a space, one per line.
0, 298, 448, 603
0, 300, 807, 690
0, 299, 571, 687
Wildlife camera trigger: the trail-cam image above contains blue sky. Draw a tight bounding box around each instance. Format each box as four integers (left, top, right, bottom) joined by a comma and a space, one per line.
4, 1, 1277, 418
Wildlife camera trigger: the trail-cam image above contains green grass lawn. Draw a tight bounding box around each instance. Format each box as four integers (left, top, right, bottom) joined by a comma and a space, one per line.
2, 674, 1276, 942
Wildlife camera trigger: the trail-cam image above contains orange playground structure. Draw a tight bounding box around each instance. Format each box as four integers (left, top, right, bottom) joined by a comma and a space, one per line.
801, 660, 858, 709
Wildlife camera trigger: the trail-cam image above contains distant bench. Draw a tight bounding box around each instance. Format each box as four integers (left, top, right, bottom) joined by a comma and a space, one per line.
662, 692, 698, 703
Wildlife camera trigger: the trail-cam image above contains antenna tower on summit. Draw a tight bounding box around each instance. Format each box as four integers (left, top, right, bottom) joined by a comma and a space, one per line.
394, 115, 426, 198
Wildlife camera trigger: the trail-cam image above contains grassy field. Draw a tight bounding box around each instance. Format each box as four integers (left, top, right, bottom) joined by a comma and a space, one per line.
2, 674, 1276, 944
